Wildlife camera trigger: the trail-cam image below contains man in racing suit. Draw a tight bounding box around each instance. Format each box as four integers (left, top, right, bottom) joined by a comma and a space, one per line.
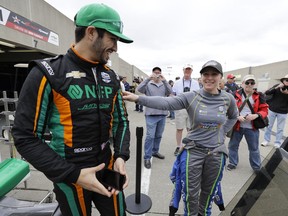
12, 3, 132, 216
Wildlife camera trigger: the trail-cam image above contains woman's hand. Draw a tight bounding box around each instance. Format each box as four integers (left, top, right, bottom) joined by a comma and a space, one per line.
122, 91, 139, 102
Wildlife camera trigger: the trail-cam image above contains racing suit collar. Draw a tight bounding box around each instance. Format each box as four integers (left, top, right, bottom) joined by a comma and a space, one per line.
70, 45, 100, 67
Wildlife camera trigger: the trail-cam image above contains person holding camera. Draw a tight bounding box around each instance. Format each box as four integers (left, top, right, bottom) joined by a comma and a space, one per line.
123, 60, 238, 216
172, 64, 200, 156
136, 67, 172, 169
261, 74, 288, 148
227, 75, 269, 172
12, 3, 132, 216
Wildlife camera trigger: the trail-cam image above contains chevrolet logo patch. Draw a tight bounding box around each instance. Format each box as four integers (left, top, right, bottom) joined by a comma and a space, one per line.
66, 71, 86, 79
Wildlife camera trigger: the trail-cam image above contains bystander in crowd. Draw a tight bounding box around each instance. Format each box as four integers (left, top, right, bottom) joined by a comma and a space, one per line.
133, 77, 144, 112
225, 73, 240, 93
261, 74, 288, 148
136, 67, 172, 169
122, 76, 130, 92
172, 64, 200, 156
167, 80, 175, 119
227, 75, 268, 172
219, 78, 233, 93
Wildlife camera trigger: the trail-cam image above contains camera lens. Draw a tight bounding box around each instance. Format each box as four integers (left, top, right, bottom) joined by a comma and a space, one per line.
183, 87, 190, 92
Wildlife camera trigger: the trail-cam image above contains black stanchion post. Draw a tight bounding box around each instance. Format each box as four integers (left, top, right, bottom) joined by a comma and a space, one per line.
135, 127, 142, 203
126, 127, 152, 214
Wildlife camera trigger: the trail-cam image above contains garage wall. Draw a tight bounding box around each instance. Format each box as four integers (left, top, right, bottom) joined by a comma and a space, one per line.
224, 60, 288, 92
0, 0, 148, 90
0, 0, 74, 54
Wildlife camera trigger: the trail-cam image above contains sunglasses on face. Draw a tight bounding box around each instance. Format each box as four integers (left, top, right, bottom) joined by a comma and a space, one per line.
283, 79, 288, 82
245, 81, 255, 85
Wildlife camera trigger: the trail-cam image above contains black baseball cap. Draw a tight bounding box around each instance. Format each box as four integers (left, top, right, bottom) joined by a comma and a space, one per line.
152, 67, 162, 72
200, 60, 223, 75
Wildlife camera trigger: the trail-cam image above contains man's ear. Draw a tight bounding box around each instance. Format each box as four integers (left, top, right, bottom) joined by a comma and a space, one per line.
86, 26, 97, 41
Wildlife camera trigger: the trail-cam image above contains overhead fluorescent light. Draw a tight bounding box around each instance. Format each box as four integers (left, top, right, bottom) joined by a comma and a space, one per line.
0, 40, 16, 48
14, 63, 29, 68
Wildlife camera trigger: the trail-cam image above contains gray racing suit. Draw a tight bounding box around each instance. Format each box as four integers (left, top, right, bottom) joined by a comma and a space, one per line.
138, 89, 238, 216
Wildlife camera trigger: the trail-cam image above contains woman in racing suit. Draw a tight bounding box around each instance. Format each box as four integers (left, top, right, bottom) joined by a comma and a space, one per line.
123, 60, 238, 216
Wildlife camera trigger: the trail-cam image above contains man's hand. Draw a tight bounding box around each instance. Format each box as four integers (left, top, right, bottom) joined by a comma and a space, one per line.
244, 114, 258, 122
161, 75, 167, 82
237, 115, 246, 123
150, 73, 166, 82
113, 157, 129, 190
149, 73, 157, 80
280, 88, 288, 94
237, 114, 258, 122
76, 163, 114, 197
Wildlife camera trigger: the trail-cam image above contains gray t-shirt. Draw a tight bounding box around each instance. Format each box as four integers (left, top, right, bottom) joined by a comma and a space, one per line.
138, 88, 238, 148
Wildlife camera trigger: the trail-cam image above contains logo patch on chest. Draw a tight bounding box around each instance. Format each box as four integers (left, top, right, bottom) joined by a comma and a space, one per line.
101, 72, 111, 83
66, 71, 86, 79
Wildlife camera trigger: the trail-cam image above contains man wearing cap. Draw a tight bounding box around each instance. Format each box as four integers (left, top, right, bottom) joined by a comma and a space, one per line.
12, 3, 132, 216
136, 67, 172, 169
225, 73, 240, 93
172, 64, 200, 156
227, 75, 269, 172
261, 74, 288, 148
123, 60, 238, 216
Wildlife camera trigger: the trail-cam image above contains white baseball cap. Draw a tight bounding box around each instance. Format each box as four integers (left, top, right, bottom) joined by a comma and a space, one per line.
183, 64, 193, 70
242, 74, 256, 82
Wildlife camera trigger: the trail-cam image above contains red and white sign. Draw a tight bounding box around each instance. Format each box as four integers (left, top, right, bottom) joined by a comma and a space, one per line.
0, 6, 59, 46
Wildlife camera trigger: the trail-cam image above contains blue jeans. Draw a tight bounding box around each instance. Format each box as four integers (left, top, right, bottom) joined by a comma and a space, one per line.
228, 127, 261, 170
144, 115, 166, 160
264, 109, 287, 146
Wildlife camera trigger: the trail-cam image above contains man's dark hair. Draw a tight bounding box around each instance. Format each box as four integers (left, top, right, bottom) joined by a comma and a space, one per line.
75, 27, 106, 43
152, 67, 162, 72
75, 26, 87, 43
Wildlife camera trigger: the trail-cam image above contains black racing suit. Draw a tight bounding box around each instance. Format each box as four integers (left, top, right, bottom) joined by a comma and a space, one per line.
12, 47, 130, 216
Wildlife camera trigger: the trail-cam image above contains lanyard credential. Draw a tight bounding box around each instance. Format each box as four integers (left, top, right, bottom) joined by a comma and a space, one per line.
182, 78, 192, 90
